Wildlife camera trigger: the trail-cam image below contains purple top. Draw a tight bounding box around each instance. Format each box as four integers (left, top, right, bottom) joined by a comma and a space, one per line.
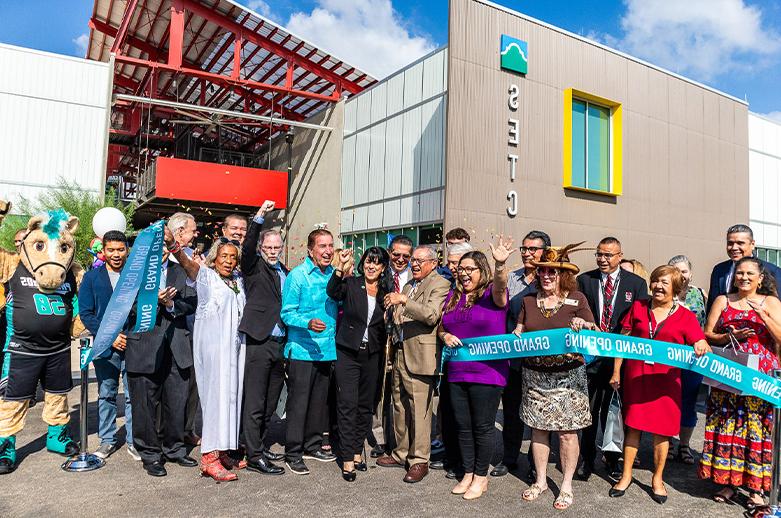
442, 284, 510, 387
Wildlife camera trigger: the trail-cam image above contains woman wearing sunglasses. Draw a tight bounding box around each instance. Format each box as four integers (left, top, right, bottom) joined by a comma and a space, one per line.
437, 236, 514, 500
327, 246, 389, 481
164, 230, 246, 482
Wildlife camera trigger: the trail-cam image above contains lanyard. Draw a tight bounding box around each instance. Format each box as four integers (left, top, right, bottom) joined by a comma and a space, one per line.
648, 303, 677, 340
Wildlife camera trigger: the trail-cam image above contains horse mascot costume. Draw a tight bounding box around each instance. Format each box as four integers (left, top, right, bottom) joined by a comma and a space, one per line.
0, 200, 82, 473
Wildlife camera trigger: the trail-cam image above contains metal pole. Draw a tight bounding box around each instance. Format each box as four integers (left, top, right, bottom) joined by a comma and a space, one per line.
284, 130, 294, 242
62, 338, 105, 472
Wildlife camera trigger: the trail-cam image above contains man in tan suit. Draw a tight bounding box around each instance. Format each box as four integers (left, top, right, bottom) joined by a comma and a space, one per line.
376, 245, 450, 483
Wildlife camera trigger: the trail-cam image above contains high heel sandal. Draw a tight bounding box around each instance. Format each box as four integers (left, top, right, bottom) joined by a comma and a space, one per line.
342, 469, 357, 482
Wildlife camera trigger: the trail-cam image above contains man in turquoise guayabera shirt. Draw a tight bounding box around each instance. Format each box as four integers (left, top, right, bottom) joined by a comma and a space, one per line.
280, 228, 338, 473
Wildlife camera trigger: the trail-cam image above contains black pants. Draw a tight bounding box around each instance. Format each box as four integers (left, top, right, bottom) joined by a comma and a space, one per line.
285, 359, 332, 461
439, 366, 461, 469
184, 366, 200, 435
242, 336, 286, 462
334, 344, 379, 462
127, 351, 190, 464
449, 382, 502, 476
500, 366, 525, 465
582, 358, 620, 468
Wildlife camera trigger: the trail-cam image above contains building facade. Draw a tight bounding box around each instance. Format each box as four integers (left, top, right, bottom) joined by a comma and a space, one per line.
749, 112, 781, 266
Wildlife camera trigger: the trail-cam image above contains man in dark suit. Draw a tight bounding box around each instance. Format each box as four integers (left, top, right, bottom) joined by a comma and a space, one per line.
576, 236, 648, 481
125, 250, 198, 477
707, 224, 781, 314
239, 201, 287, 475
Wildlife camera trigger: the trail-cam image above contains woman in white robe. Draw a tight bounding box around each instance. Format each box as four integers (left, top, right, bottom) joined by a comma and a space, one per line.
165, 231, 246, 482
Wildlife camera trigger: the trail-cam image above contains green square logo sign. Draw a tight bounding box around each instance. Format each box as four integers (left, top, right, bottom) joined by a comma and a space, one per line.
500, 35, 528, 74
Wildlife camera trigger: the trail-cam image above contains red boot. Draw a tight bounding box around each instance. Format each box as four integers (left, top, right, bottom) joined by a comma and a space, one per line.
219, 450, 247, 470
201, 451, 238, 482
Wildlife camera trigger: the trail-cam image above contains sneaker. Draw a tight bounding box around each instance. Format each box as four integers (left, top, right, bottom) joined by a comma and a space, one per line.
286, 458, 310, 475
303, 449, 337, 462
94, 443, 119, 459
127, 445, 142, 461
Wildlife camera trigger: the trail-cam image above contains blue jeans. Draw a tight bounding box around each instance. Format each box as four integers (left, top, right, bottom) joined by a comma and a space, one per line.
94, 349, 133, 446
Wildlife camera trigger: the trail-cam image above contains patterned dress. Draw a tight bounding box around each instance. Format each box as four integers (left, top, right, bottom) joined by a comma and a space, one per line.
698, 303, 779, 493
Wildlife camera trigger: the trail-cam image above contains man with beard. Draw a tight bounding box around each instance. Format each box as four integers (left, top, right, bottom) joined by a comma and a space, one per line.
239, 201, 287, 475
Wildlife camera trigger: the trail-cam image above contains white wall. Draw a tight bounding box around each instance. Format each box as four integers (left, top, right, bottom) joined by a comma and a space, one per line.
749, 113, 781, 248
0, 44, 112, 211
340, 48, 447, 233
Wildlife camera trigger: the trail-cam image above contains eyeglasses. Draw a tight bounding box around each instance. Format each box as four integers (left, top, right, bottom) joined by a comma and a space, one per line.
261, 245, 283, 251
595, 252, 618, 259
538, 269, 559, 278
217, 237, 241, 246
391, 252, 411, 260
456, 266, 480, 275
410, 258, 436, 265
520, 246, 544, 254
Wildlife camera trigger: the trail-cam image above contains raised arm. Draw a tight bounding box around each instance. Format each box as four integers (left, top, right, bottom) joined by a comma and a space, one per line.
164, 226, 199, 281
326, 249, 353, 301
489, 235, 514, 308
241, 200, 275, 274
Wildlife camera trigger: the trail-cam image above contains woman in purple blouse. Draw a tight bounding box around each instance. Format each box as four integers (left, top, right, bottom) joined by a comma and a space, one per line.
437, 237, 514, 500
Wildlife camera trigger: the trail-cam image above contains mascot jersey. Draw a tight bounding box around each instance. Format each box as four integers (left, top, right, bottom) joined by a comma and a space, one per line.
4, 263, 76, 355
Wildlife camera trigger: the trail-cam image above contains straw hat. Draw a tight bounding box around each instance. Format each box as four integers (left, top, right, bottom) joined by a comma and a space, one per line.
531, 241, 591, 274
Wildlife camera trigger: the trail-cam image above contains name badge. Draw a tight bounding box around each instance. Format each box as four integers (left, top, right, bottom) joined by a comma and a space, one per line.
625, 292, 633, 302
563, 298, 579, 306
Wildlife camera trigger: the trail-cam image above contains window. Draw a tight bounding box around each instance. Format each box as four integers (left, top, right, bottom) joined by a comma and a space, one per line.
758, 247, 781, 267
341, 224, 443, 269
563, 89, 622, 196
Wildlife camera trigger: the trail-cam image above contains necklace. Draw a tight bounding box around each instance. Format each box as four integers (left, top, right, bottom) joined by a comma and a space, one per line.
222, 275, 240, 294
537, 293, 564, 318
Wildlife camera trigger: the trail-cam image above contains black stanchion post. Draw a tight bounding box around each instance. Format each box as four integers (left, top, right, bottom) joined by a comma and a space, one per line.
62, 337, 105, 472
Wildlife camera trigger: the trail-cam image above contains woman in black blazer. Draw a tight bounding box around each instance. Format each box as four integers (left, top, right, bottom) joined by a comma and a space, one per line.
327, 246, 389, 481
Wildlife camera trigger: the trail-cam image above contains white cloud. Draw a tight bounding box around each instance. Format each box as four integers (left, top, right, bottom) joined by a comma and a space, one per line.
73, 33, 89, 57
246, 0, 274, 20
759, 111, 781, 124
593, 0, 781, 81
285, 0, 436, 79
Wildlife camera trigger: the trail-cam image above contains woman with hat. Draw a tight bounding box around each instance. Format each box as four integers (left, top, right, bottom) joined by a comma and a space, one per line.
512, 243, 596, 511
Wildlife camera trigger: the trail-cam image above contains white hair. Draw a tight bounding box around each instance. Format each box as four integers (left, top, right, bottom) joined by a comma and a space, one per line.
447, 242, 474, 257
167, 212, 195, 233
414, 244, 438, 260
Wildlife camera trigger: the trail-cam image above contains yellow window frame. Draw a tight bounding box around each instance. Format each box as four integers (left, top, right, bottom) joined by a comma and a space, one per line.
562, 88, 623, 196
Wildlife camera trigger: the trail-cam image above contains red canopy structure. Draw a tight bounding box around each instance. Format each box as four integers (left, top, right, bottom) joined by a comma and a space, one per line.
86, 0, 375, 222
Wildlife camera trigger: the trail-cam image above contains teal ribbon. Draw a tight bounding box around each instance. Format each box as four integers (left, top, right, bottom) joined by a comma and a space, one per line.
86, 221, 165, 364
442, 328, 781, 407
132, 222, 164, 333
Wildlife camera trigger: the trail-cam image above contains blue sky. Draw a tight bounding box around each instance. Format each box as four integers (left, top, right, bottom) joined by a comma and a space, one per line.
1, 0, 779, 117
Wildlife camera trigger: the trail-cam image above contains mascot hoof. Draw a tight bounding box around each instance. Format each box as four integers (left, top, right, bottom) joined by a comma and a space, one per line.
0, 436, 17, 474
46, 425, 78, 457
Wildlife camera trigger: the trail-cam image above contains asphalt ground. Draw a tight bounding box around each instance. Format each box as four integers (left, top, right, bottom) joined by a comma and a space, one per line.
1, 366, 752, 518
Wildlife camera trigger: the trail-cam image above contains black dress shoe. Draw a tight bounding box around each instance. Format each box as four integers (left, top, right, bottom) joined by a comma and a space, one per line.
264, 451, 284, 462
429, 459, 445, 470
342, 469, 357, 482
651, 492, 668, 504
576, 464, 593, 481
355, 461, 368, 472
446, 468, 465, 480
609, 487, 626, 498
303, 449, 337, 462
286, 458, 310, 475
143, 461, 167, 477
490, 462, 516, 477
166, 455, 198, 467
247, 457, 285, 475
370, 445, 386, 458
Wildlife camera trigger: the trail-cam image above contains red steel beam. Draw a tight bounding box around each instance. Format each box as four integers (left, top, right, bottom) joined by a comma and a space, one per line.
180, 0, 362, 94
168, 0, 186, 68
110, 0, 141, 54
114, 54, 341, 103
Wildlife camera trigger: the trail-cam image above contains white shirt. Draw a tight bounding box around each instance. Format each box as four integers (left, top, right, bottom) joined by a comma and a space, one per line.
598, 269, 621, 317
363, 294, 377, 342
392, 268, 411, 292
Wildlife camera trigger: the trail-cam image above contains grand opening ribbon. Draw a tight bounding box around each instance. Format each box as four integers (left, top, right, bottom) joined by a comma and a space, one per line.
442, 328, 781, 407
83, 220, 165, 365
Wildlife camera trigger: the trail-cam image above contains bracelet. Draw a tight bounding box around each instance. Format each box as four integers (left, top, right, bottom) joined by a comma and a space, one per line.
168, 241, 182, 254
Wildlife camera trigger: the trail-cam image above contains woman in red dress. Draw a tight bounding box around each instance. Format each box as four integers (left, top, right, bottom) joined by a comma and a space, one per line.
700, 256, 781, 508
608, 265, 710, 504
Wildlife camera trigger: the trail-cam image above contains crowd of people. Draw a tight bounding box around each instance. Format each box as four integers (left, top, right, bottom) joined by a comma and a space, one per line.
2, 201, 780, 512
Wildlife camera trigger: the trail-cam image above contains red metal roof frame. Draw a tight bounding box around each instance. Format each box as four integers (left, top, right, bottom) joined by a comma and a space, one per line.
86, 0, 376, 146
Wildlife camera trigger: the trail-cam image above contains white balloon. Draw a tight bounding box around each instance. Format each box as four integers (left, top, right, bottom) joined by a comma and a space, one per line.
92, 207, 127, 238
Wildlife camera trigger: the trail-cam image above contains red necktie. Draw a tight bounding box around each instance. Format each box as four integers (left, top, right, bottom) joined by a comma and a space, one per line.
600, 275, 614, 331
394, 272, 400, 293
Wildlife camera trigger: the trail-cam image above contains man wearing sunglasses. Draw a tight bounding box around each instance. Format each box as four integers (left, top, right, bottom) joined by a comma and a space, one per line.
577, 237, 648, 482
492, 230, 550, 480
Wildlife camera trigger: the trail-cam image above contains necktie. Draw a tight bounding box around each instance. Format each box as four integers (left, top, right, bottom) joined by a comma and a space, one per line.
600, 275, 615, 332
394, 272, 400, 293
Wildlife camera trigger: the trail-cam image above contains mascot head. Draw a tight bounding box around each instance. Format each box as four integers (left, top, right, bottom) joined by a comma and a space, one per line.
20, 209, 79, 293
